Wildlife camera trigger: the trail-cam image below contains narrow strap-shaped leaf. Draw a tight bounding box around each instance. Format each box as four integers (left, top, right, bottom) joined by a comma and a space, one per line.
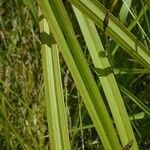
119, 0, 132, 23
38, 8, 71, 150
73, 7, 138, 150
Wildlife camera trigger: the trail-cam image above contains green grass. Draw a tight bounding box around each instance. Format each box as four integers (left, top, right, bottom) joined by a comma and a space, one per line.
0, 0, 150, 149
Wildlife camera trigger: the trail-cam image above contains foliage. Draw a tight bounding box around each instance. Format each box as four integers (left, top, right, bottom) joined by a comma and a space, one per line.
0, 0, 150, 149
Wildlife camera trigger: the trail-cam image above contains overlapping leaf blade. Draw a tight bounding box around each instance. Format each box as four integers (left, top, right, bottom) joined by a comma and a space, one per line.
37, 0, 121, 149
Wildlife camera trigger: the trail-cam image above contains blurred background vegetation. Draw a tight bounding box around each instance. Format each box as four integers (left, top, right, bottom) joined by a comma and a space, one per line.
0, 0, 150, 149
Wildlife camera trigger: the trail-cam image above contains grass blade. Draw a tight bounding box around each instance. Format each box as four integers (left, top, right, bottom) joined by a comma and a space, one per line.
38, 8, 71, 150
73, 7, 138, 149
120, 85, 150, 116
23, 0, 38, 24
119, 0, 132, 23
